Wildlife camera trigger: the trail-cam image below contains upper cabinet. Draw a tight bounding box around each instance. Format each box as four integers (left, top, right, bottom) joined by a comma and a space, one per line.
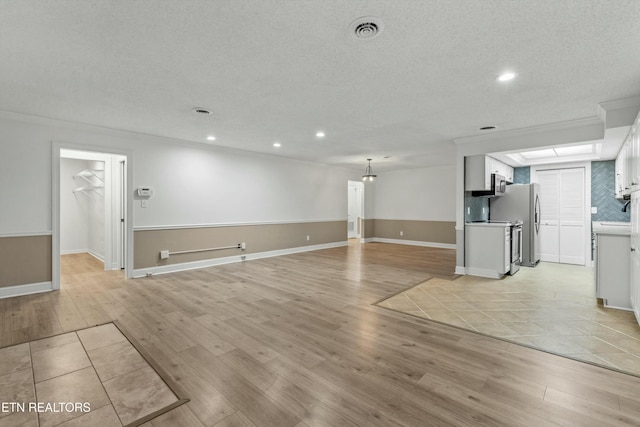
465, 155, 514, 191
615, 112, 640, 199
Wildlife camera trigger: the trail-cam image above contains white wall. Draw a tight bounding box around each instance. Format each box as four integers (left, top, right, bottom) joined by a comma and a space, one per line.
60, 158, 90, 252
134, 143, 357, 227
0, 117, 52, 234
371, 166, 456, 221
0, 113, 360, 236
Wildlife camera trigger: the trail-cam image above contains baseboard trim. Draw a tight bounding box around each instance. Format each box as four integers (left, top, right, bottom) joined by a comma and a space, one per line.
455, 266, 466, 275
133, 241, 348, 278
465, 267, 504, 279
87, 250, 104, 263
367, 237, 456, 249
602, 303, 633, 312
61, 249, 89, 255
0, 282, 53, 299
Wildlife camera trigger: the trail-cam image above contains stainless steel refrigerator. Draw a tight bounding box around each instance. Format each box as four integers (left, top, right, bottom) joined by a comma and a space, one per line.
490, 183, 541, 267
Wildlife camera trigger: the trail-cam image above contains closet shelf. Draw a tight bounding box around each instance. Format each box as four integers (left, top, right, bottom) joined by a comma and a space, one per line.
74, 169, 104, 186
73, 185, 104, 196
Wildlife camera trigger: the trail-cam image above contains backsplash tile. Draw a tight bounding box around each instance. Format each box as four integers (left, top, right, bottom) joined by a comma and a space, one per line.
513, 167, 530, 184
465, 193, 489, 222
591, 160, 630, 223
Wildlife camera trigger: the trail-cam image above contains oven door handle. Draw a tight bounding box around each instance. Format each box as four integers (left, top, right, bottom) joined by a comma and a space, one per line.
517, 227, 523, 263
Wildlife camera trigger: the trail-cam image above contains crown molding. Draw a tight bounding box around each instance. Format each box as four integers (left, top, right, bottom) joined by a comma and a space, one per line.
453, 117, 602, 145
0, 109, 361, 173
597, 96, 640, 121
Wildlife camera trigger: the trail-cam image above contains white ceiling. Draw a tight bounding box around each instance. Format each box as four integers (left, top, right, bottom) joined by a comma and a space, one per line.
1, 1, 640, 171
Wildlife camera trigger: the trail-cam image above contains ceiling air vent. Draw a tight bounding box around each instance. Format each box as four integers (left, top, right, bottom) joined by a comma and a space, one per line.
192, 107, 213, 115
349, 16, 384, 40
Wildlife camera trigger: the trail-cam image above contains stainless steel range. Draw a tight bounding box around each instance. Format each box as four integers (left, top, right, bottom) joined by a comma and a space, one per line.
509, 221, 523, 275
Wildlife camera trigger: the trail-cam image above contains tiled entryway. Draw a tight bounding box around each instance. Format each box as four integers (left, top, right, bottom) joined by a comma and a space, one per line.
0, 323, 180, 427
377, 262, 640, 377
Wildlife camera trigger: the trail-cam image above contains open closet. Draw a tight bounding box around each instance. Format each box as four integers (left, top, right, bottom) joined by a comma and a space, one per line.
60, 149, 127, 274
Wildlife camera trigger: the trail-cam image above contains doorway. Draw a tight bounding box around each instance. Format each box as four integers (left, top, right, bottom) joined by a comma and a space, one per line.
52, 143, 133, 289
347, 181, 364, 240
533, 165, 590, 265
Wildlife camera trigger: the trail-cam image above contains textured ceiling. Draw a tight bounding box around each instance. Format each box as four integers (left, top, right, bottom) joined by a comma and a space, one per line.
1, 1, 640, 171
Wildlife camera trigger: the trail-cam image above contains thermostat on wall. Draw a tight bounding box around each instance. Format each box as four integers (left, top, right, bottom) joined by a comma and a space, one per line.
136, 187, 153, 197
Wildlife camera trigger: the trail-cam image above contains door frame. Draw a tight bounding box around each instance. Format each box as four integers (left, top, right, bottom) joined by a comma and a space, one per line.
530, 161, 592, 267
52, 141, 134, 289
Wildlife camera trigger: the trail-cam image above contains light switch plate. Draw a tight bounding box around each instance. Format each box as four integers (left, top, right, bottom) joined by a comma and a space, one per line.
591, 206, 597, 214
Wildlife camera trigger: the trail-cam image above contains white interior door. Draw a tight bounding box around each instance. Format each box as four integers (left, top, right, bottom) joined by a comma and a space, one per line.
538, 170, 560, 262
537, 167, 586, 265
347, 181, 363, 239
558, 168, 585, 264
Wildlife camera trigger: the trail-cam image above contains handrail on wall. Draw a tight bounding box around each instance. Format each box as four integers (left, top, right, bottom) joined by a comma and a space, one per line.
169, 243, 244, 256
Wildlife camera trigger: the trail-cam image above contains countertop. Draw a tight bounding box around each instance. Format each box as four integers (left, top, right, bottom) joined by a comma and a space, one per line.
465, 222, 511, 228
592, 221, 631, 236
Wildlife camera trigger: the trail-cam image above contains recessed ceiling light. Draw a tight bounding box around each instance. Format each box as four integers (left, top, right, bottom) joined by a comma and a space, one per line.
497, 72, 517, 82
479, 126, 496, 131
273, 142, 281, 148
206, 135, 216, 141
315, 131, 325, 138
192, 107, 213, 115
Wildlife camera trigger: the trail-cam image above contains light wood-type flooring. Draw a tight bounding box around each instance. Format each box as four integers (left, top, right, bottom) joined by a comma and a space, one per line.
2, 242, 640, 426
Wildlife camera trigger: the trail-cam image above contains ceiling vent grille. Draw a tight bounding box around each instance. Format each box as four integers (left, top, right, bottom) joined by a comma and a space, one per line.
192, 107, 213, 115
349, 17, 384, 40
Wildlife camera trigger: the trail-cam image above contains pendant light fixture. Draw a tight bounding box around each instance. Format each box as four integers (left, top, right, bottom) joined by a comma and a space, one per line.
362, 158, 377, 182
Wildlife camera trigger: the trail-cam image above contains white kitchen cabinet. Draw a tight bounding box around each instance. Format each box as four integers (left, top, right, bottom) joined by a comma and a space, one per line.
465, 155, 514, 191
615, 155, 624, 199
615, 114, 640, 198
631, 125, 640, 191
487, 157, 514, 183
465, 223, 510, 278
593, 222, 631, 310
631, 192, 640, 325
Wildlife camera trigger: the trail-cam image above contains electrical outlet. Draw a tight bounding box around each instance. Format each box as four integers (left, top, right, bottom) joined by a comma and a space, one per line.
160, 250, 169, 259
240, 242, 246, 250
482, 207, 486, 214
467, 207, 470, 215
400, 231, 404, 236
591, 206, 598, 214
306, 235, 310, 241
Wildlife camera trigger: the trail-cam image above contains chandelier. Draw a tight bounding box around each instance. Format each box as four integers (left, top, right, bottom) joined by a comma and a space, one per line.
362, 158, 377, 182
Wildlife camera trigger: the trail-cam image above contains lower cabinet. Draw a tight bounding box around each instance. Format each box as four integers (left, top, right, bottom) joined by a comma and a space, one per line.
595, 232, 631, 310
465, 224, 510, 279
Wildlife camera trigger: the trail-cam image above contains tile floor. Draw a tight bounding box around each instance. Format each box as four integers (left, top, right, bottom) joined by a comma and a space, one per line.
0, 323, 178, 427
377, 262, 640, 377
